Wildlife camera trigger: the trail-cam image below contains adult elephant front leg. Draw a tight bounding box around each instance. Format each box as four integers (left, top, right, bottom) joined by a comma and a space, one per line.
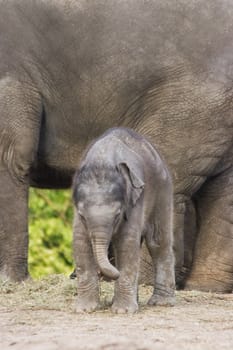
185, 166, 233, 292
0, 78, 41, 281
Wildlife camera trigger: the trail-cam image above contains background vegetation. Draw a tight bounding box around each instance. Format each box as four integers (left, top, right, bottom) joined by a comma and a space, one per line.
28, 189, 74, 279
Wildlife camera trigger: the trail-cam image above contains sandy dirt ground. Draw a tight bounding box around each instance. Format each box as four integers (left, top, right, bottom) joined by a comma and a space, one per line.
1, 275, 233, 350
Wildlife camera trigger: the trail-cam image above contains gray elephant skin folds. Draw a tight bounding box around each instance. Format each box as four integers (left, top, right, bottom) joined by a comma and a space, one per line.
0, 0, 233, 294
72, 127, 175, 313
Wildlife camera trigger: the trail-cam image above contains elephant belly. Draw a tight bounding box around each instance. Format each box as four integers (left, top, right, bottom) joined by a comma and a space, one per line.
30, 128, 85, 188
29, 161, 73, 189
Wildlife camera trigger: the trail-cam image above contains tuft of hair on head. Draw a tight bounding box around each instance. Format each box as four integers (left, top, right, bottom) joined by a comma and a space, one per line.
72, 163, 126, 204
74, 163, 121, 185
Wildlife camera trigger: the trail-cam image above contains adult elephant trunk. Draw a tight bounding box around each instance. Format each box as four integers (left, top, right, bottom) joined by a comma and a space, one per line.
91, 233, 120, 280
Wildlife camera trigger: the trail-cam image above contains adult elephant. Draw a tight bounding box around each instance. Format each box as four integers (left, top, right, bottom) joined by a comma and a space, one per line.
0, 0, 232, 292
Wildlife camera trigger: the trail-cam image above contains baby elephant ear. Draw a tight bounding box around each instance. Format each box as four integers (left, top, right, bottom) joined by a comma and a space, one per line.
118, 162, 145, 206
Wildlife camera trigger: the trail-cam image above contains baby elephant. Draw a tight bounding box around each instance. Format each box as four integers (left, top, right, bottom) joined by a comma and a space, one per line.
73, 127, 175, 313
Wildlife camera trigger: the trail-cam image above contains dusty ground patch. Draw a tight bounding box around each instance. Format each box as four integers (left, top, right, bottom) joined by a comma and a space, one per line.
0, 275, 233, 349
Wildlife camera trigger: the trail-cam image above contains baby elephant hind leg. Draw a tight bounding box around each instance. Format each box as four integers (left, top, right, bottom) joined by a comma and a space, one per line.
146, 197, 176, 306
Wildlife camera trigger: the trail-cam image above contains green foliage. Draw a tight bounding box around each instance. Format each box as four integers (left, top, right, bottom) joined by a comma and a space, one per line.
28, 189, 74, 279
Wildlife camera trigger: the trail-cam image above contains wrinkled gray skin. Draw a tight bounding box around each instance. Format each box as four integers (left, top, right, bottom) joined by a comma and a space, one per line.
72, 127, 175, 313
0, 0, 233, 292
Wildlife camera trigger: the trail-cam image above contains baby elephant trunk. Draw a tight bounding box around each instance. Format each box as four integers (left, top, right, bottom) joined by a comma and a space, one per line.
91, 233, 120, 280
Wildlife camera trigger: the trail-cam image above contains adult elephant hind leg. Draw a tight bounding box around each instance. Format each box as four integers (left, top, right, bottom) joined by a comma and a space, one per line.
0, 78, 42, 281
138, 241, 154, 285
185, 167, 233, 292
176, 198, 198, 289
172, 194, 186, 287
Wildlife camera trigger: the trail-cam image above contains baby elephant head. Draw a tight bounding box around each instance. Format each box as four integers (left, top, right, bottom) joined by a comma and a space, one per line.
73, 162, 144, 280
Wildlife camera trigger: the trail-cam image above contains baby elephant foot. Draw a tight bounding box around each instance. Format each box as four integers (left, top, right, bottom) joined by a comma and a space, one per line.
148, 293, 176, 307
75, 293, 99, 313
75, 275, 100, 313
111, 299, 138, 314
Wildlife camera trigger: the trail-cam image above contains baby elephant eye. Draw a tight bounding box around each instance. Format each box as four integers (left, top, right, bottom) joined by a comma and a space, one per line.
114, 209, 122, 222
78, 210, 86, 223
116, 209, 121, 217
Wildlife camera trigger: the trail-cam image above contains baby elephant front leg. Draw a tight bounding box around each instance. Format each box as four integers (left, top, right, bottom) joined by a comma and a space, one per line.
74, 233, 100, 313
75, 268, 100, 313
112, 234, 141, 314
